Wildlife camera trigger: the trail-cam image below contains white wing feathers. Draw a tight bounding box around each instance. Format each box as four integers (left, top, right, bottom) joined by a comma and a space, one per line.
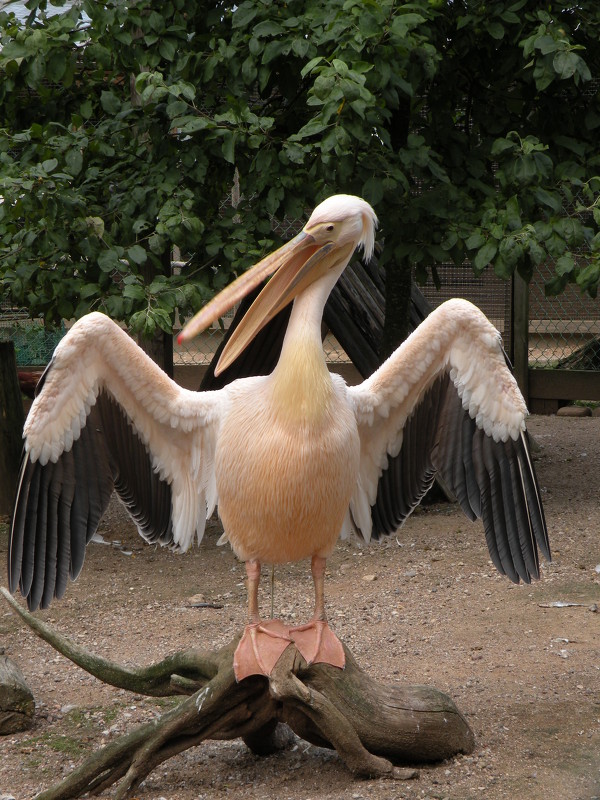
12, 313, 225, 609
348, 298, 528, 539
26, 313, 223, 547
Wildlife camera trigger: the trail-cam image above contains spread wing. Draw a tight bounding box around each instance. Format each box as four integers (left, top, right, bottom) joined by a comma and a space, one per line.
348, 298, 550, 583
8, 312, 225, 610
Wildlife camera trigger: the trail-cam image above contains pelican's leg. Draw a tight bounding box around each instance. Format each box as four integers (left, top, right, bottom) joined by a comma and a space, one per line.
246, 558, 261, 624
233, 559, 292, 682
289, 556, 345, 669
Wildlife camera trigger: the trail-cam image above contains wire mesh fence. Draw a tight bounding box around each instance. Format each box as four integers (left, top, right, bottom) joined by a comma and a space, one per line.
7, 170, 596, 373
528, 187, 599, 369
417, 227, 599, 373
3, 189, 598, 376
528, 265, 600, 369
0, 305, 64, 366
416, 264, 514, 356
4, 259, 598, 374
173, 309, 351, 366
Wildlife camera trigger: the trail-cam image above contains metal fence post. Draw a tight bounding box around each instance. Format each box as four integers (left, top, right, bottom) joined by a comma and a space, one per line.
512, 273, 529, 405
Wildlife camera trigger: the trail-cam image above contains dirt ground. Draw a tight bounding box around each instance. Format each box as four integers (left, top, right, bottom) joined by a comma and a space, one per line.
0, 413, 599, 800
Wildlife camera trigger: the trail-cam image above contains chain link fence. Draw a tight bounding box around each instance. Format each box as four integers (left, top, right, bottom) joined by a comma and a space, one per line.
528, 265, 600, 369
417, 265, 514, 356
417, 197, 599, 375
529, 188, 599, 369
0, 305, 64, 366
3, 192, 598, 377
4, 258, 597, 375
527, 188, 599, 369
174, 320, 350, 367
419, 260, 599, 372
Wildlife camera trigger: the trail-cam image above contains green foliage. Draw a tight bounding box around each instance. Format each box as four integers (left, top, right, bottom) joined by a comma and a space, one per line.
0, 0, 599, 339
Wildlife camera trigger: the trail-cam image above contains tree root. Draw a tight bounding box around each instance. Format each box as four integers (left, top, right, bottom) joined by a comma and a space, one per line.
1, 587, 474, 799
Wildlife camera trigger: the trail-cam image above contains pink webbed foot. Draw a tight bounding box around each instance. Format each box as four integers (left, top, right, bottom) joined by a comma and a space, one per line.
289, 620, 345, 670
233, 619, 293, 682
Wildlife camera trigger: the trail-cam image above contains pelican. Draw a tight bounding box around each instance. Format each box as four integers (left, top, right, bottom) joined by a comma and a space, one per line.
8, 194, 550, 681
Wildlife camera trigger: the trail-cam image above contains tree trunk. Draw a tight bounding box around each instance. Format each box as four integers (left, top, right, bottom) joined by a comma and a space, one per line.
1, 588, 474, 800
137, 328, 174, 378
0, 341, 25, 516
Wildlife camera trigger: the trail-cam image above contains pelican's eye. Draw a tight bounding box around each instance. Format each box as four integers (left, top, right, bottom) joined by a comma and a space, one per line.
326, 224, 334, 231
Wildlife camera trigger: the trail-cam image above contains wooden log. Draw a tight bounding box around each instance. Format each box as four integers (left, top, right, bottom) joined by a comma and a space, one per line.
1, 588, 474, 799
0, 655, 35, 734
275, 646, 473, 766
0, 341, 25, 516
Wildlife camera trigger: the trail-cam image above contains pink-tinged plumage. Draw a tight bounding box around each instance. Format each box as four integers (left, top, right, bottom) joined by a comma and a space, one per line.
216, 350, 359, 565
9, 194, 550, 678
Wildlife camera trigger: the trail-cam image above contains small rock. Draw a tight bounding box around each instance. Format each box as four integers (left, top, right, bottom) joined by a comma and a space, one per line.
0, 656, 35, 734
403, 569, 417, 578
362, 574, 377, 582
556, 405, 591, 417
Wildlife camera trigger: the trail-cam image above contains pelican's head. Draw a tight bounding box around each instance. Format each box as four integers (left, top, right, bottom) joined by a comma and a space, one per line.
178, 194, 378, 374
303, 194, 377, 264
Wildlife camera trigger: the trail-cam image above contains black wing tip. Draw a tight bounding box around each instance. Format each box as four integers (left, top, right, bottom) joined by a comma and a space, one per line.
26, 594, 41, 612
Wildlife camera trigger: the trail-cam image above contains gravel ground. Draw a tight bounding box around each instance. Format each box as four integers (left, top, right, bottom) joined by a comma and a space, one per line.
0, 413, 599, 800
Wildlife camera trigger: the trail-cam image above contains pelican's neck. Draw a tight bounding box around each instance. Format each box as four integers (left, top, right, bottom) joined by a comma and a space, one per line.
271, 279, 334, 423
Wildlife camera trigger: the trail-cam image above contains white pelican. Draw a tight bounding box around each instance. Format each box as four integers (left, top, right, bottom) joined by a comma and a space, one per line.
8, 194, 550, 681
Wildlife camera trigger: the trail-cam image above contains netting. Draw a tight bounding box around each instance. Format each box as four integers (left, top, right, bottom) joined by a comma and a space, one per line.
527, 185, 599, 369
0, 307, 64, 366
417, 264, 513, 356
173, 309, 350, 366
418, 256, 599, 373
3, 222, 598, 375
528, 263, 600, 369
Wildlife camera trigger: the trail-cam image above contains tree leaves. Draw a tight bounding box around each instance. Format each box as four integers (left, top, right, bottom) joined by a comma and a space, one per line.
473, 241, 498, 274
100, 90, 121, 115
127, 245, 147, 266
1, 0, 599, 338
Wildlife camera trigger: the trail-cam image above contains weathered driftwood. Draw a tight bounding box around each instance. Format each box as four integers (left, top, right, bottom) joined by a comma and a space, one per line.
0, 654, 35, 734
1, 587, 474, 800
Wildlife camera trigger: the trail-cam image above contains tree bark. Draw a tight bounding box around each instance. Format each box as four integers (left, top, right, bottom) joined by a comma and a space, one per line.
1, 588, 474, 800
0, 341, 25, 516
137, 328, 174, 378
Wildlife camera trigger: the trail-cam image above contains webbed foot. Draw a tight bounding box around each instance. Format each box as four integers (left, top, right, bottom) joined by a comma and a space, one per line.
233, 619, 293, 681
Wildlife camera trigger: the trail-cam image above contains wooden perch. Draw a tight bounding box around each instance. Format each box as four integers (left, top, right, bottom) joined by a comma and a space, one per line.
1, 587, 474, 800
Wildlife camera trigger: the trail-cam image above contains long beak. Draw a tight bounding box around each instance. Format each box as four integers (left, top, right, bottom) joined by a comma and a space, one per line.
178, 232, 349, 375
